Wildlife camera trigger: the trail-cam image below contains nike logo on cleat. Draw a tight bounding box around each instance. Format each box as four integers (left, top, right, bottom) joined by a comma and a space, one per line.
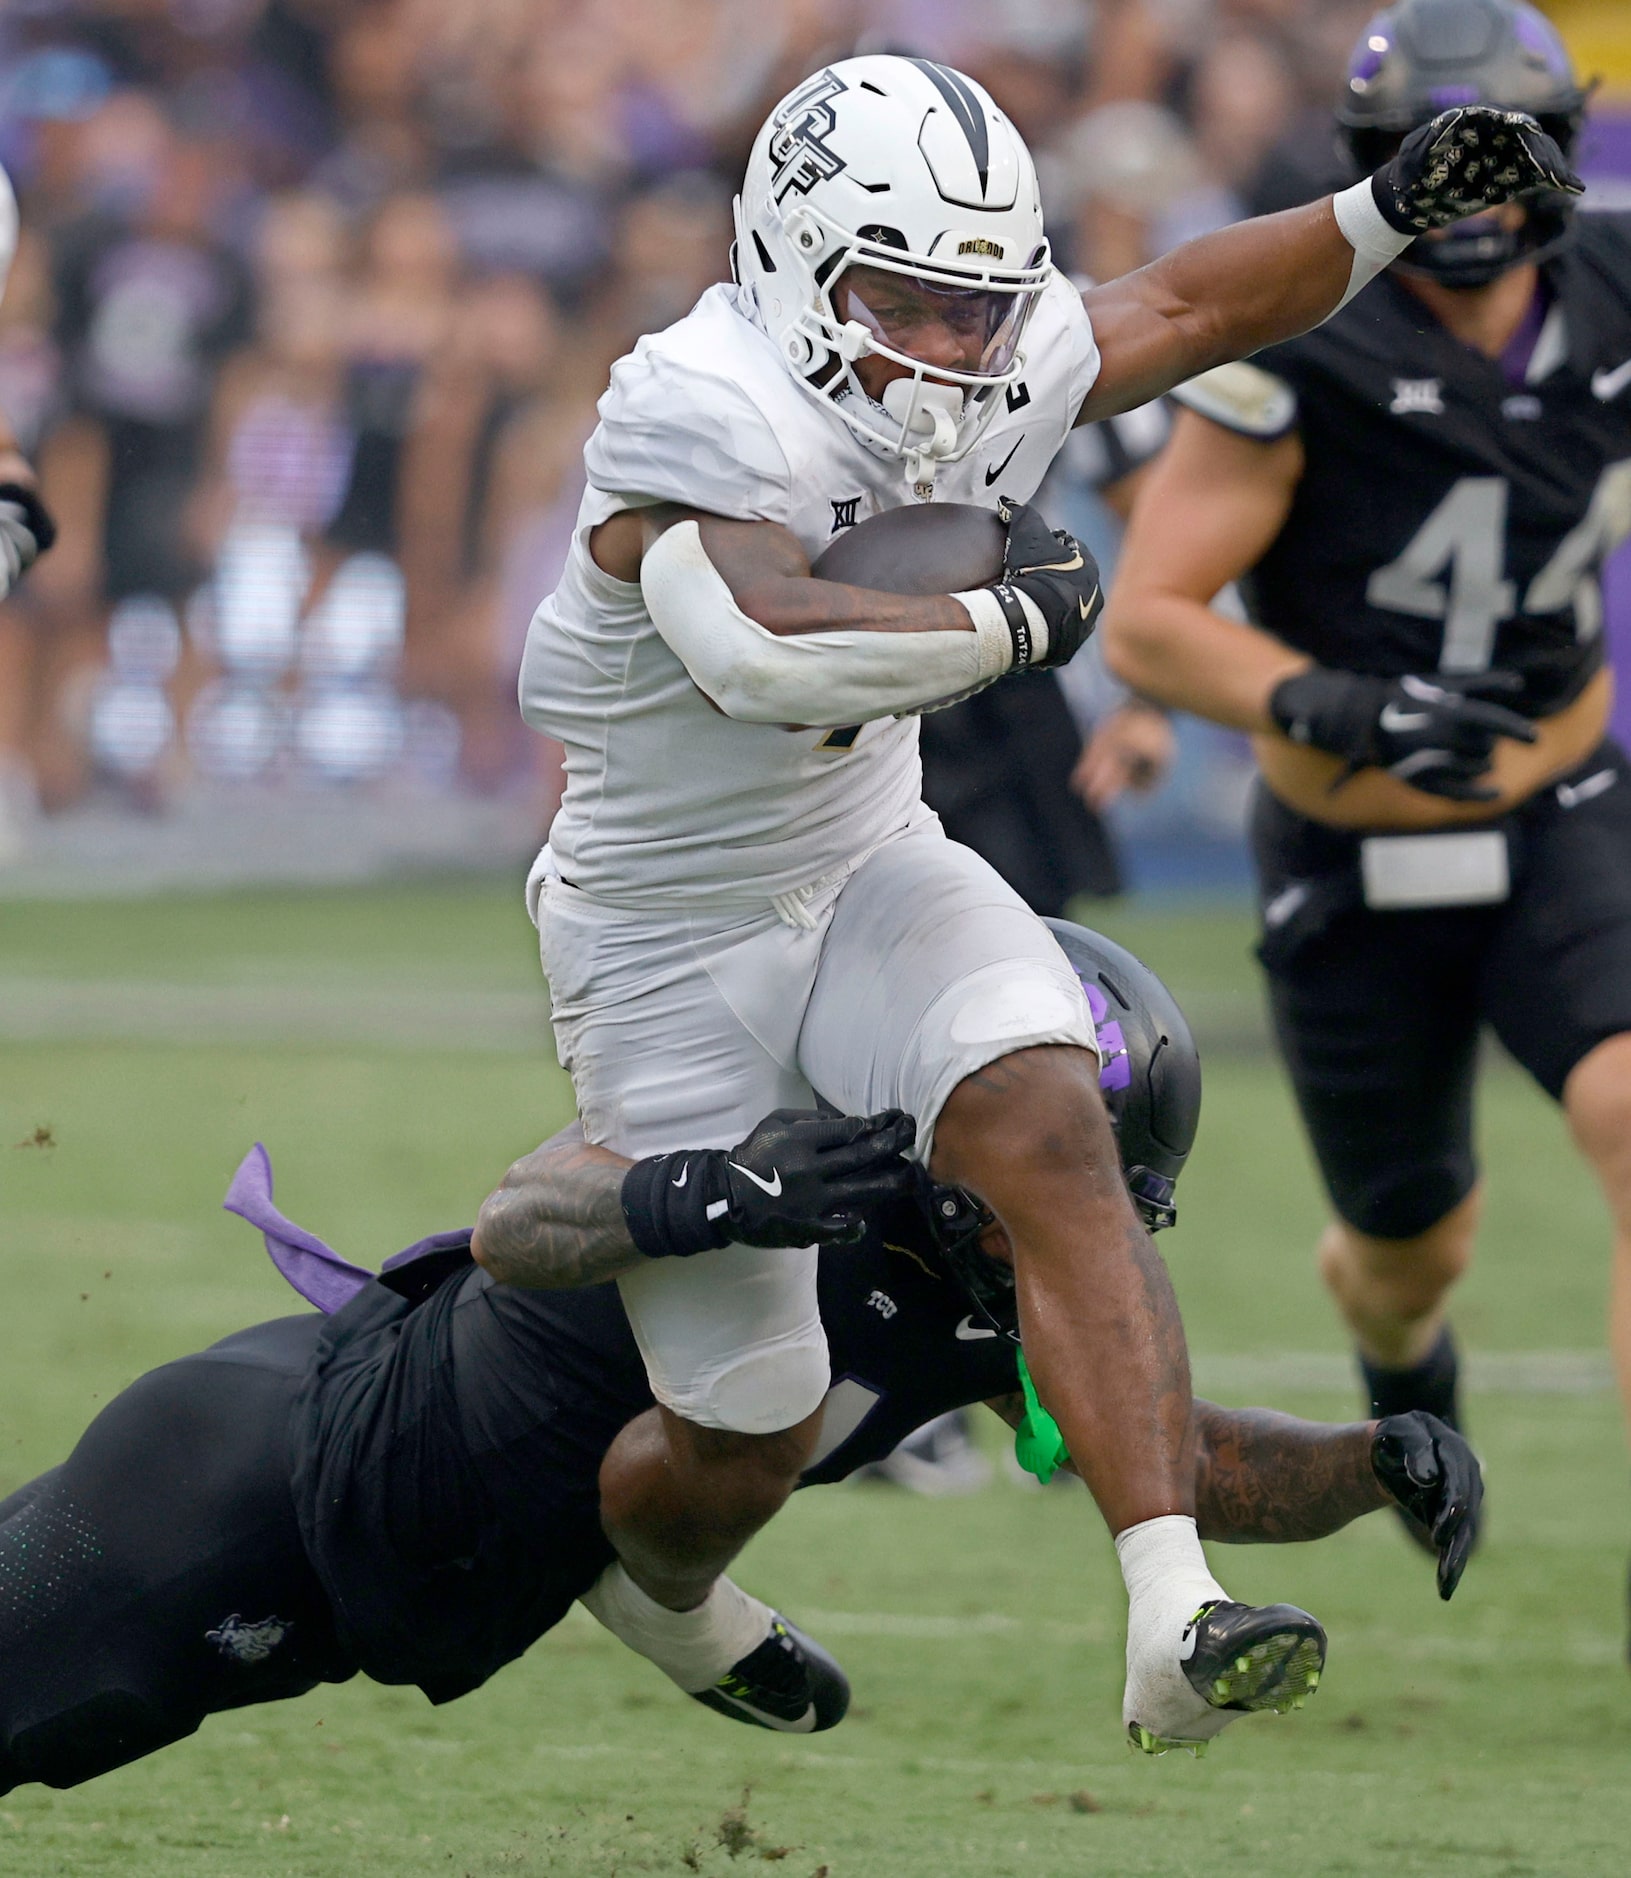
729, 1162, 783, 1197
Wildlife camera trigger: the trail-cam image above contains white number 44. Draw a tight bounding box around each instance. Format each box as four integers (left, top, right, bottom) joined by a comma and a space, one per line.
1366, 462, 1631, 672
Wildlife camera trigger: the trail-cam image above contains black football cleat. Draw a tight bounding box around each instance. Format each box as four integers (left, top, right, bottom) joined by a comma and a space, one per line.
690, 1613, 850, 1734
1128, 1601, 1326, 1757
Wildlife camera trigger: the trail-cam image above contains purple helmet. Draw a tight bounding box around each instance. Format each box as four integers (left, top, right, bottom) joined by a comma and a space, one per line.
1339, 0, 1588, 286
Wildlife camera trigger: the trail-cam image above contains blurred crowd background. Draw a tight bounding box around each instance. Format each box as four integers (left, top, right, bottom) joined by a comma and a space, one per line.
0, 0, 1628, 886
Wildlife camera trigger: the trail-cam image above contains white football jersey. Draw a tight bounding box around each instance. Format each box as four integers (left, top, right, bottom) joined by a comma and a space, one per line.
519, 274, 1100, 910
0, 164, 16, 312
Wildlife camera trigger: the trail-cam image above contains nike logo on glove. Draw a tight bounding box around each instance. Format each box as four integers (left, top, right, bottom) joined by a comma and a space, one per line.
1079, 586, 1100, 621
984, 437, 1024, 486
954, 1315, 999, 1341
1378, 703, 1433, 733
729, 1162, 783, 1197
1592, 358, 1631, 402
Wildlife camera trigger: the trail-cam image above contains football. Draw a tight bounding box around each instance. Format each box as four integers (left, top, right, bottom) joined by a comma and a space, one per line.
810, 502, 1006, 596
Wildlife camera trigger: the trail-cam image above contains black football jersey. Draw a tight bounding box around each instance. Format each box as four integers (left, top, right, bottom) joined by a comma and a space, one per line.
291, 1211, 1018, 1699
1173, 212, 1631, 717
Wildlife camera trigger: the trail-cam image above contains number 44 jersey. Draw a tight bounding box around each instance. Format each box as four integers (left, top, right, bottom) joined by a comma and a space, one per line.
1173, 210, 1631, 718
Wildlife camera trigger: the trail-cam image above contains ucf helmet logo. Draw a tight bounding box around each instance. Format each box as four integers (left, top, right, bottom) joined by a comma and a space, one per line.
769, 70, 847, 201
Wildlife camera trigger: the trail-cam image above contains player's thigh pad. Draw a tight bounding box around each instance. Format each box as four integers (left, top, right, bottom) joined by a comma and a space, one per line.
800, 821, 1098, 1158
540, 880, 832, 1434
1483, 743, 1631, 1098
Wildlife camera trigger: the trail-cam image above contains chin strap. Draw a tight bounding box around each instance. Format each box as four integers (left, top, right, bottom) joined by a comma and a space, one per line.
1013, 1348, 1071, 1483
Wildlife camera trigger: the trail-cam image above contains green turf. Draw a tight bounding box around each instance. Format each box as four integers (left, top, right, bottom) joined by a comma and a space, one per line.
1, 883, 1628, 1877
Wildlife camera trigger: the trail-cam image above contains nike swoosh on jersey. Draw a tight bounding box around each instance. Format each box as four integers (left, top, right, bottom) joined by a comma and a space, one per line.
1591, 359, 1631, 402
729, 1162, 783, 1197
954, 1315, 999, 1341
671, 1163, 689, 1189
1378, 704, 1433, 733
983, 437, 1024, 486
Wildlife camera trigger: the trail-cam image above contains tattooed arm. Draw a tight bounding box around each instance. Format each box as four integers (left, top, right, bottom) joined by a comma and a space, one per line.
1193, 1402, 1388, 1543
472, 1124, 646, 1289
981, 1395, 1385, 1534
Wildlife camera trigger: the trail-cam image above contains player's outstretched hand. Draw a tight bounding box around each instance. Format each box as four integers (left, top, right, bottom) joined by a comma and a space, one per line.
1372, 104, 1584, 236
987, 496, 1102, 673
619, 1108, 918, 1260
1371, 1411, 1484, 1601
1269, 665, 1537, 801
0, 482, 57, 599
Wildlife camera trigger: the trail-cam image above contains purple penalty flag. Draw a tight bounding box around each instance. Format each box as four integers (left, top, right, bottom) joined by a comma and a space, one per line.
222, 1143, 376, 1314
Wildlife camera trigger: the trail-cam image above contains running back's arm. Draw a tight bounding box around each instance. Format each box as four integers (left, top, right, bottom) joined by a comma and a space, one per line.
1100, 410, 1307, 729
473, 1125, 646, 1289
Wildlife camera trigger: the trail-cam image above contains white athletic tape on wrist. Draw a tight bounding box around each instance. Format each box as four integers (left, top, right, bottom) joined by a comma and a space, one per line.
949, 587, 1024, 678
1115, 1514, 1234, 1743
1331, 181, 1414, 313
642, 521, 993, 726
579, 1561, 772, 1693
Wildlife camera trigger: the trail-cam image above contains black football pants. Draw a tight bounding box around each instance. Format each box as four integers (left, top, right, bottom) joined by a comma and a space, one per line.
0, 1316, 354, 1795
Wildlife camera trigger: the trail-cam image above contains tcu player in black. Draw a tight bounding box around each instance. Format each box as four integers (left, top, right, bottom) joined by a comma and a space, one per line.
0, 925, 1479, 1795
1105, 0, 1630, 1570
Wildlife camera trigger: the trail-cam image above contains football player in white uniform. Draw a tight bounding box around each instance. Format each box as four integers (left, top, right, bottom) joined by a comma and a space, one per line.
0, 165, 56, 601
518, 55, 1574, 1753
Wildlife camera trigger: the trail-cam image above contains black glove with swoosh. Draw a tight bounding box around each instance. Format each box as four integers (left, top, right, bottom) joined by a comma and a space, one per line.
620, 1108, 918, 1258
986, 496, 1102, 672
1372, 105, 1583, 235
1371, 1412, 1484, 1600
1269, 666, 1537, 802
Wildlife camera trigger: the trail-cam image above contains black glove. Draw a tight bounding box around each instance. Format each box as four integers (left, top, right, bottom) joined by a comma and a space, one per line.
985, 495, 1102, 673
1371, 1411, 1484, 1600
619, 1107, 918, 1259
0, 482, 57, 598
1269, 665, 1537, 802
1372, 105, 1583, 236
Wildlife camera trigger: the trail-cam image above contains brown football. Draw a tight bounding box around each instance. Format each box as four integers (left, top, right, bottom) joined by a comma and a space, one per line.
810, 502, 1005, 596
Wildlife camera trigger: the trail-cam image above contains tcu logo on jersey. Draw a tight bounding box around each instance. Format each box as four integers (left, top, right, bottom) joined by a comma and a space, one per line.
769, 70, 847, 201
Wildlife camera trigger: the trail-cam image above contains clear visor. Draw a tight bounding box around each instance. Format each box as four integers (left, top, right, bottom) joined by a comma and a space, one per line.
834, 261, 1039, 381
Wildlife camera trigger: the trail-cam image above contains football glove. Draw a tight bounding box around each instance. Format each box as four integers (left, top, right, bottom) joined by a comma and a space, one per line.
619, 1107, 918, 1259
1371, 1411, 1484, 1601
0, 482, 56, 599
1269, 665, 1537, 802
1371, 105, 1583, 236
986, 496, 1102, 673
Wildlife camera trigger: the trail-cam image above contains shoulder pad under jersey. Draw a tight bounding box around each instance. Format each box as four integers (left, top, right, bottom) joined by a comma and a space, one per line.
1169, 360, 1298, 441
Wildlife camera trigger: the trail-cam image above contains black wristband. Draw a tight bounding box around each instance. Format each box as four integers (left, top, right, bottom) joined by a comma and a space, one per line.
0, 482, 57, 558
619, 1149, 731, 1260
989, 583, 1036, 668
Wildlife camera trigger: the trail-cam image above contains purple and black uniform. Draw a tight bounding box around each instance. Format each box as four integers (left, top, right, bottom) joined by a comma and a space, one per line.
0, 1157, 1016, 1796
1177, 211, 1631, 1238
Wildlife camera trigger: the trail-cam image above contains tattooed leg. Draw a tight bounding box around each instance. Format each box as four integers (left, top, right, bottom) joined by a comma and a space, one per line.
933, 1044, 1196, 1533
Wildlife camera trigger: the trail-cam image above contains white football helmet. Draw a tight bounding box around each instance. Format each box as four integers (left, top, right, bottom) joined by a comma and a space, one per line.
734, 56, 1051, 491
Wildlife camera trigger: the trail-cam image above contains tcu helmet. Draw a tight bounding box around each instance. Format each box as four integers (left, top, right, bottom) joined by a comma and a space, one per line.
923, 922, 1203, 1341
734, 55, 1051, 488
1339, 0, 1589, 287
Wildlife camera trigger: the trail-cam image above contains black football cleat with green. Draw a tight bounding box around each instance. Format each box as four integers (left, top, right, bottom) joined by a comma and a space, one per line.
690, 1614, 850, 1734
1180, 1600, 1325, 1713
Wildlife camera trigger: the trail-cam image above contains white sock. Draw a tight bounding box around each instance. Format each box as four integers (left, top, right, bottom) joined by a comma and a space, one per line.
1116, 1514, 1233, 1743
579, 1563, 772, 1694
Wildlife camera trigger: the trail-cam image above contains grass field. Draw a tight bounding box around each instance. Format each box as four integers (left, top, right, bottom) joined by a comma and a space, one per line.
2, 880, 1630, 1876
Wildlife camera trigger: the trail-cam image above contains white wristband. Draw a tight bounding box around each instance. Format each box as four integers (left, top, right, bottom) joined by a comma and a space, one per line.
952, 585, 1050, 673
1330, 180, 1415, 313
